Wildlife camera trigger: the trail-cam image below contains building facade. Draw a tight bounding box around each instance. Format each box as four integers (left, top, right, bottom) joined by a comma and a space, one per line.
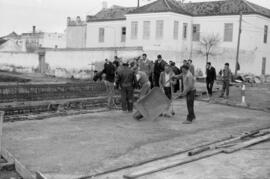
66, 16, 87, 48
84, 0, 270, 75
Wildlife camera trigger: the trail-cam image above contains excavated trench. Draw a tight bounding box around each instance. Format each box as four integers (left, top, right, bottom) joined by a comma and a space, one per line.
0, 82, 124, 122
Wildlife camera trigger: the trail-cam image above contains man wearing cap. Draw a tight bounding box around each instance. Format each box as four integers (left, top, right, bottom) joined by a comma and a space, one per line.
115, 59, 136, 113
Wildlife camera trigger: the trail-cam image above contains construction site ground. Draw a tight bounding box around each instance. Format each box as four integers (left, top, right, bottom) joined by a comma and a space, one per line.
2, 99, 270, 179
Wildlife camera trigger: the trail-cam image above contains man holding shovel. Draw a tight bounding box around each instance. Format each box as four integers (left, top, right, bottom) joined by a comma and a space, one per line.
173, 65, 196, 124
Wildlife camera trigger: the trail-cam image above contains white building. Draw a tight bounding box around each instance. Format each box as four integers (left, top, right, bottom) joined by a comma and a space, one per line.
66, 16, 87, 48
85, 0, 270, 75
39, 32, 66, 49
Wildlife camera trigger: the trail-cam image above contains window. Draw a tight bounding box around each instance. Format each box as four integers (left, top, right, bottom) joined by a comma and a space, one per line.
156, 20, 164, 39
183, 23, 188, 39
192, 24, 200, 41
264, 25, 268, 43
173, 21, 179, 40
121, 27, 126, 42
99, 28, 105, 43
143, 21, 151, 40
131, 21, 138, 39
224, 23, 233, 42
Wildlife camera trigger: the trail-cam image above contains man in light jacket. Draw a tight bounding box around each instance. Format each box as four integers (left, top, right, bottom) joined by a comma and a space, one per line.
173, 65, 196, 124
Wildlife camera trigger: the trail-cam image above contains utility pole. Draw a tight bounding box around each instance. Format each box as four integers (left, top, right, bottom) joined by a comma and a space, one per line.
235, 11, 242, 76
137, 0, 140, 7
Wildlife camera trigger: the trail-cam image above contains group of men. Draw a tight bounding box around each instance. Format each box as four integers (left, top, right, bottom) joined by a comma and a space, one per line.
99, 54, 197, 124
98, 53, 232, 124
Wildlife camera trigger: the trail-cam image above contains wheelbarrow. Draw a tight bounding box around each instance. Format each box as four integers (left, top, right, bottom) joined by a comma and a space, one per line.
133, 87, 171, 121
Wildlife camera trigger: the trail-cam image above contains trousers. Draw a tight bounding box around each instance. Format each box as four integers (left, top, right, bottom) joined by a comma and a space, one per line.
163, 87, 172, 100
221, 80, 230, 97
120, 86, 134, 112
206, 80, 214, 96
186, 89, 196, 121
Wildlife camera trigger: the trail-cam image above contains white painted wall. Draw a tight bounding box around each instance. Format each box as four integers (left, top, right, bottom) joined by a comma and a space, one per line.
125, 12, 192, 52
66, 25, 86, 48
40, 33, 66, 48
0, 52, 39, 68
86, 20, 127, 48
45, 48, 143, 71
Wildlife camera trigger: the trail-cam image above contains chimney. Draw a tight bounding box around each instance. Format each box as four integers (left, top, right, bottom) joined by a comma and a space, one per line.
76, 16, 81, 24
32, 26, 36, 34
67, 17, 71, 26
102, 1, 108, 9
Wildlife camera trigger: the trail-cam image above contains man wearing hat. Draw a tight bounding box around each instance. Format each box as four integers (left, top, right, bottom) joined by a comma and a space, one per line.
115, 59, 136, 113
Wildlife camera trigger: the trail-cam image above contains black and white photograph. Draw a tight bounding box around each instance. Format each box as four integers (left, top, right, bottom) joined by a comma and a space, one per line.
0, 0, 270, 178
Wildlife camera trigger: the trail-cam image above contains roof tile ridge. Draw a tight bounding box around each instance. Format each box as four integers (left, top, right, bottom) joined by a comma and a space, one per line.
242, 0, 258, 13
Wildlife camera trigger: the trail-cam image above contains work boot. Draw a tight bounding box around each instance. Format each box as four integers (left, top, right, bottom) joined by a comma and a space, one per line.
182, 120, 192, 124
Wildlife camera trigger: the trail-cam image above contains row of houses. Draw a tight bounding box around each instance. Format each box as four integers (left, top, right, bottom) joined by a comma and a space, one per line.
66, 0, 270, 75
0, 27, 66, 52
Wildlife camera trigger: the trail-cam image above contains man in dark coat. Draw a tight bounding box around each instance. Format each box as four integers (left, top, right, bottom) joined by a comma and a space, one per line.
170, 61, 180, 92
153, 55, 167, 87
103, 59, 115, 83
179, 60, 188, 92
115, 59, 136, 112
206, 62, 216, 97
102, 59, 116, 109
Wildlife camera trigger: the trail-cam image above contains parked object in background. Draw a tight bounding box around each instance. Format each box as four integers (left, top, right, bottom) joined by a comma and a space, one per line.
235, 73, 270, 84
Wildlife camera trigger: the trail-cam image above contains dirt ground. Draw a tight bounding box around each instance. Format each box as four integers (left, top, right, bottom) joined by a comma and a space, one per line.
196, 82, 270, 111
2, 100, 270, 179
138, 141, 270, 179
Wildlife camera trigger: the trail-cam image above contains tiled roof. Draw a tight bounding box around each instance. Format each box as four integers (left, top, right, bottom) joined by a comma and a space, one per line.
86, 0, 270, 22
87, 6, 136, 22
183, 0, 270, 18
128, 0, 191, 15
0, 38, 7, 46
245, 1, 270, 18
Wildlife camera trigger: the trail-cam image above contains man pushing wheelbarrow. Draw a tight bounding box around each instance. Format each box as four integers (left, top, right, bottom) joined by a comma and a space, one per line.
133, 64, 176, 121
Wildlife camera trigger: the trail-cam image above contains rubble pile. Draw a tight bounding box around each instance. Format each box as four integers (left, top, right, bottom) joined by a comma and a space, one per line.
235, 73, 270, 84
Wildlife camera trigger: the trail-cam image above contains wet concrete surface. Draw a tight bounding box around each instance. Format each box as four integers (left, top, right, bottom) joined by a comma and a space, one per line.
2, 100, 270, 178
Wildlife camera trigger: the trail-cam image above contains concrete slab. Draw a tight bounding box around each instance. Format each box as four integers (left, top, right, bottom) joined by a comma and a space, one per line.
2, 101, 270, 178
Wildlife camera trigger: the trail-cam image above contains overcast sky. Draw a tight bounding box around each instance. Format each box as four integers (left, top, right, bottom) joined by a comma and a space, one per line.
1, 0, 270, 36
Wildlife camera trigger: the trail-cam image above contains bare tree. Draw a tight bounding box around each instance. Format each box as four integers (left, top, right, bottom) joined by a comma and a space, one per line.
199, 34, 220, 65
179, 0, 186, 3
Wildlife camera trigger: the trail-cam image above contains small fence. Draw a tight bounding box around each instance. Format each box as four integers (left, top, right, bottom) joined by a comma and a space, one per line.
0, 82, 107, 103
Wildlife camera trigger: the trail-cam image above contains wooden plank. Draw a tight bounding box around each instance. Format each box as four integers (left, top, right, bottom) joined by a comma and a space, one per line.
123, 150, 222, 179
14, 158, 35, 179
223, 133, 270, 153
2, 148, 35, 179
36, 171, 48, 179
0, 111, 3, 156
188, 130, 259, 156
1, 148, 15, 163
